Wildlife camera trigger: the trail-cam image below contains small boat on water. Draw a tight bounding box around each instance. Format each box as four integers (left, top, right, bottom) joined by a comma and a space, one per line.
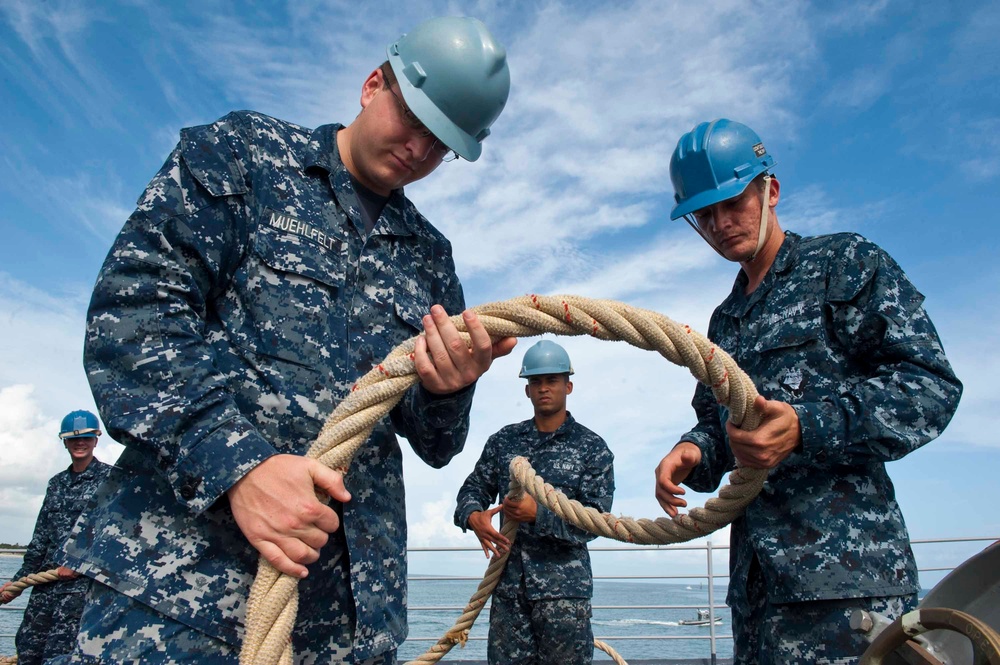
678, 609, 723, 626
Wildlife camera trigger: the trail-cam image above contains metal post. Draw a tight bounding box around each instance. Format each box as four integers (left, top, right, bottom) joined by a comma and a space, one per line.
707, 539, 717, 665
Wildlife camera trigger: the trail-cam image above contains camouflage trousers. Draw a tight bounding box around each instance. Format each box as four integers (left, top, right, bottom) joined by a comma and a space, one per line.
14, 585, 87, 665
47, 580, 395, 665
487, 587, 594, 665
732, 555, 918, 665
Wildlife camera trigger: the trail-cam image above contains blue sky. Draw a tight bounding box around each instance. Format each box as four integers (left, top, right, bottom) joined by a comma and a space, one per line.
1, 0, 998, 589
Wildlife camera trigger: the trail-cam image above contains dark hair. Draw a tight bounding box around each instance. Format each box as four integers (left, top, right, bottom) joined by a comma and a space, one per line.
751, 172, 772, 194
379, 61, 396, 89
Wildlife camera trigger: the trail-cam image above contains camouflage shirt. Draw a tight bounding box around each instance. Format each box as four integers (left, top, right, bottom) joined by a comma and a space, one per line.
454, 413, 615, 600
60, 111, 475, 658
13, 459, 111, 595
681, 231, 962, 606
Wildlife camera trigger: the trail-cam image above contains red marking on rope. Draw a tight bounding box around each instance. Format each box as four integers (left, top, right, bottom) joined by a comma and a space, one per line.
563, 301, 572, 322
592, 318, 598, 335
377, 364, 388, 376
706, 346, 716, 362
350, 383, 358, 392
684, 325, 692, 334
712, 371, 729, 389
530, 294, 540, 309
409, 352, 415, 361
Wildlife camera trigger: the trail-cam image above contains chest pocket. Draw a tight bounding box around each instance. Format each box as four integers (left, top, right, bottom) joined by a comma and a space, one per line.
393, 286, 430, 334
537, 455, 583, 495
752, 300, 825, 355
243, 224, 348, 366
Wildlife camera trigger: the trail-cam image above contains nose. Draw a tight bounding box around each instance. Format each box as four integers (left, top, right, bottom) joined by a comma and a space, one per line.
702, 203, 735, 233
407, 133, 438, 162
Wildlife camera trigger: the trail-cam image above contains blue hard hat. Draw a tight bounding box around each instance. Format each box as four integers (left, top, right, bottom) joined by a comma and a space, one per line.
59, 410, 101, 439
519, 340, 574, 378
669, 119, 776, 220
387, 16, 510, 162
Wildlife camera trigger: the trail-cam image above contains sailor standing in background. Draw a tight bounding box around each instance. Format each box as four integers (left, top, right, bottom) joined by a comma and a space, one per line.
0, 410, 111, 665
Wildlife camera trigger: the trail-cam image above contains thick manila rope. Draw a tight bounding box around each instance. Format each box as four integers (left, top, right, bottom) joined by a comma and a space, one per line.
241, 295, 767, 665
0, 569, 60, 604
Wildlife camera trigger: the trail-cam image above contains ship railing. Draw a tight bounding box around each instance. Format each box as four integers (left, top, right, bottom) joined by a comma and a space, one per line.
2, 536, 997, 662
404, 536, 998, 662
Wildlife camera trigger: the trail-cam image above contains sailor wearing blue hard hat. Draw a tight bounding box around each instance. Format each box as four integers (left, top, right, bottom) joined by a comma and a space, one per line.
657, 119, 962, 665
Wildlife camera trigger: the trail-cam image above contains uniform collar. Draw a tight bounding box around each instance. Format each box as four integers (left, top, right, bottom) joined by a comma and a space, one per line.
303, 123, 419, 238
720, 231, 802, 316
66, 457, 101, 476
517, 412, 577, 437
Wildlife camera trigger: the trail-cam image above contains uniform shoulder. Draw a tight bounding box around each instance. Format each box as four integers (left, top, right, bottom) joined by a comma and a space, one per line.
224, 110, 313, 142
176, 111, 313, 199
403, 204, 454, 248
796, 231, 882, 256
798, 233, 897, 301
493, 420, 534, 439
569, 421, 612, 448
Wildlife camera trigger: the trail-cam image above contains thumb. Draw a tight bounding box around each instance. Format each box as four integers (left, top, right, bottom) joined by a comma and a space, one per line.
753, 394, 775, 416
310, 462, 352, 503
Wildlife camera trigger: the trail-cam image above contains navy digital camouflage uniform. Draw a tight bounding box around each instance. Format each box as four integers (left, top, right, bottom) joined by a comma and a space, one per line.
56, 111, 476, 663
680, 231, 962, 665
455, 414, 615, 664
10, 458, 110, 665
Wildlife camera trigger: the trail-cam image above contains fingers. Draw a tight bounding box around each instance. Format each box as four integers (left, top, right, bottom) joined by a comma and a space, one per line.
654, 447, 699, 517
655, 483, 688, 517
418, 306, 470, 392
462, 309, 494, 369
229, 455, 350, 579
415, 306, 510, 394
479, 537, 504, 559
255, 540, 310, 579
492, 336, 517, 359
469, 506, 511, 558
654, 470, 686, 517
311, 463, 352, 505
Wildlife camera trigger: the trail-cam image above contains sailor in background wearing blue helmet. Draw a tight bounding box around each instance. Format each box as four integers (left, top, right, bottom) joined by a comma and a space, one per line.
455, 340, 615, 664
654, 119, 962, 664
53, 17, 514, 664
0, 411, 111, 665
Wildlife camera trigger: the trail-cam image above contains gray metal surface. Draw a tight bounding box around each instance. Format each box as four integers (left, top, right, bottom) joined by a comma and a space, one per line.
916, 540, 1000, 664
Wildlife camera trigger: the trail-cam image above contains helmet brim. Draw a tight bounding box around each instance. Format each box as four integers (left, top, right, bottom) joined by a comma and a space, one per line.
387, 51, 484, 162
519, 367, 575, 378
670, 178, 755, 220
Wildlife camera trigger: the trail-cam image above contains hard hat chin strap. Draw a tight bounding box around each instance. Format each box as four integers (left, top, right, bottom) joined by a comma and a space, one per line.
747, 175, 772, 262
683, 175, 772, 263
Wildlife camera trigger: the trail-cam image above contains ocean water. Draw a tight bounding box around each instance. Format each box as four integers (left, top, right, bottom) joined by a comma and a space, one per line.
401, 579, 732, 662
1, 554, 731, 661
0, 555, 27, 657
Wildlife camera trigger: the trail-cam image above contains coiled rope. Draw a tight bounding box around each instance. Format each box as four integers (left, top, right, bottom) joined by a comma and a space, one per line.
242, 294, 768, 665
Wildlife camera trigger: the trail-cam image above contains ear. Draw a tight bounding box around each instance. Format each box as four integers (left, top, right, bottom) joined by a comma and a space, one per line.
767, 176, 781, 208
524, 384, 530, 398
360, 68, 383, 109
565, 380, 573, 395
